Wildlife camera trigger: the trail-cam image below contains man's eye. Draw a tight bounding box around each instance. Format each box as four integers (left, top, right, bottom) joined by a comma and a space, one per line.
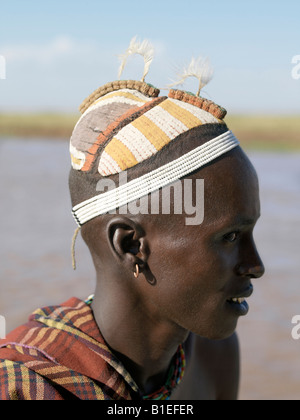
224, 232, 240, 243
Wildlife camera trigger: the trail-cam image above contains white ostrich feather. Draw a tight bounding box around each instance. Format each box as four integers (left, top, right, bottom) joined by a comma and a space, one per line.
169, 56, 214, 96
118, 36, 155, 82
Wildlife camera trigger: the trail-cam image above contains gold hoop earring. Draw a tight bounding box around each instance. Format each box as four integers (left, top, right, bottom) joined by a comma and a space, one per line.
134, 264, 139, 278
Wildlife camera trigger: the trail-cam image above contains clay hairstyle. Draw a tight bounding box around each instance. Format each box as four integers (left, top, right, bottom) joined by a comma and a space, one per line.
69, 38, 240, 265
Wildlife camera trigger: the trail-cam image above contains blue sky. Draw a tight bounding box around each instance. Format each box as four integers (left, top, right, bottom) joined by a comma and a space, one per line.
0, 0, 299, 114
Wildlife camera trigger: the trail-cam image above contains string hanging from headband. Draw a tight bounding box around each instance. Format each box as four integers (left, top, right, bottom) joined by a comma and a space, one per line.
71, 226, 81, 270
118, 36, 155, 82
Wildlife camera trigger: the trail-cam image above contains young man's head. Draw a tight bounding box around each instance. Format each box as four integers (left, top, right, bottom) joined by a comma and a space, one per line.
69, 80, 265, 341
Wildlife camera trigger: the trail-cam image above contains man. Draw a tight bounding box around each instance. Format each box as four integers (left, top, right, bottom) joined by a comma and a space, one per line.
0, 44, 265, 400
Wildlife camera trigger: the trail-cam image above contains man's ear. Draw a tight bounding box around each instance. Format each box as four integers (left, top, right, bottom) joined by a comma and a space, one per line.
106, 217, 150, 274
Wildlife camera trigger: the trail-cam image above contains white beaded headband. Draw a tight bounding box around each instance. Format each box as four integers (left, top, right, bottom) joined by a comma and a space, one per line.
72, 130, 239, 226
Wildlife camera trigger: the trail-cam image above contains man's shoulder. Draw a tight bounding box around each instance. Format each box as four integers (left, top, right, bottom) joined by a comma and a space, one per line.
0, 297, 92, 400
193, 332, 240, 399
0, 297, 129, 401
0, 358, 64, 400
172, 333, 239, 400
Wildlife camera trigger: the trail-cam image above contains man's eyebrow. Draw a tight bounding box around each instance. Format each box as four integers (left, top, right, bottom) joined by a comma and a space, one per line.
227, 214, 261, 227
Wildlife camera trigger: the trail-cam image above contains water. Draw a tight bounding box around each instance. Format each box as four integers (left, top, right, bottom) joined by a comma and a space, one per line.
236, 152, 300, 400
0, 138, 299, 400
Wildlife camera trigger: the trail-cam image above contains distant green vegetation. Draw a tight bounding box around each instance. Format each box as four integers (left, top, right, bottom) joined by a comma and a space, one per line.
0, 113, 78, 139
0, 113, 299, 151
226, 115, 300, 151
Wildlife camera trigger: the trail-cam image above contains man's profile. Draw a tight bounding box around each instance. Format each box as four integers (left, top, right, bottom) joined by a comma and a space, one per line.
0, 39, 264, 400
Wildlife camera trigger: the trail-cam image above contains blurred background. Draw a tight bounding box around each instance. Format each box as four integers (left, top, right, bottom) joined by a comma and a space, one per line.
0, 0, 299, 400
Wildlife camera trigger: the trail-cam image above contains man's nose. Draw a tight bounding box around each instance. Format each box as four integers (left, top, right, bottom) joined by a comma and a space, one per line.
236, 240, 265, 279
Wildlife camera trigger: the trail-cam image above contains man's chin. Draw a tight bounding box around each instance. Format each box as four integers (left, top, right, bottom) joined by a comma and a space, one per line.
193, 320, 238, 341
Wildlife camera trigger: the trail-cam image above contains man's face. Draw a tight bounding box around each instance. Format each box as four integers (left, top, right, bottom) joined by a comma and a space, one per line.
143, 148, 265, 340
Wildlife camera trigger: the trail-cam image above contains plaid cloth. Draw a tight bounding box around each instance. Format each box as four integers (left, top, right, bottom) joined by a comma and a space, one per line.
0, 298, 140, 400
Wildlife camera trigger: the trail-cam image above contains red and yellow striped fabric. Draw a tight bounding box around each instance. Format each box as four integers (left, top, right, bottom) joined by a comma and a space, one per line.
0, 298, 139, 400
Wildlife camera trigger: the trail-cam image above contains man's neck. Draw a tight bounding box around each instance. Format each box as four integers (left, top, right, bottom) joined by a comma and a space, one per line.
91, 286, 188, 395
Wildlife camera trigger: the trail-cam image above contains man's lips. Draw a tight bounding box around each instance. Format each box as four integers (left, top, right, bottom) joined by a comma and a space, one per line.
224, 285, 253, 317
226, 284, 253, 303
